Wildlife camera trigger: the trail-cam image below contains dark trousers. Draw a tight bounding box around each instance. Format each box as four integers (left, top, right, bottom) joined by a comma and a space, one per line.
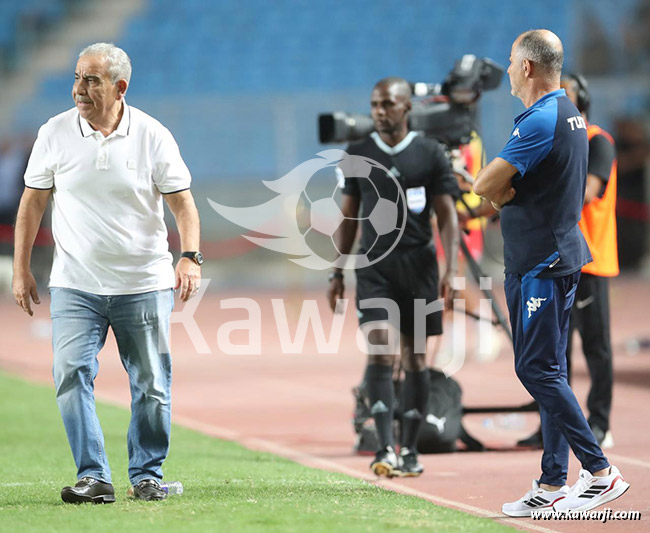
566, 273, 613, 432
505, 270, 609, 486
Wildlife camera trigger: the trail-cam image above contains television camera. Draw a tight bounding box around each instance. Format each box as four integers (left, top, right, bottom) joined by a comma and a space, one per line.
318, 54, 503, 147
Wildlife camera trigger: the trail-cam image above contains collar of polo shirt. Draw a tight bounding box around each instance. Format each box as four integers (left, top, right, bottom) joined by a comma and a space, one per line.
24, 102, 192, 295
78, 101, 131, 138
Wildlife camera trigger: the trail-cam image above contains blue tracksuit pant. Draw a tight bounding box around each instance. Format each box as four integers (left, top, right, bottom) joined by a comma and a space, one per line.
504, 259, 609, 486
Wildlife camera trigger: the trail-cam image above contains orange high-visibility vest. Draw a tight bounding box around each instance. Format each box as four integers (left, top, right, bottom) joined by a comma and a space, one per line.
580, 125, 619, 277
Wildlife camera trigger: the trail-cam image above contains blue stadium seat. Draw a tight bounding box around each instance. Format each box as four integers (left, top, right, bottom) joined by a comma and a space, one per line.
10, 0, 633, 182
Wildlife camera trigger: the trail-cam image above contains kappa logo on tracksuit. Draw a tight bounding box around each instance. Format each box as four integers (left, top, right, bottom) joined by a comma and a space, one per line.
526, 297, 547, 318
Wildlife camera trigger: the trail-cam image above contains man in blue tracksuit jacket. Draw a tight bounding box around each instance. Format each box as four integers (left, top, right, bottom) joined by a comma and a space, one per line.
473, 29, 629, 517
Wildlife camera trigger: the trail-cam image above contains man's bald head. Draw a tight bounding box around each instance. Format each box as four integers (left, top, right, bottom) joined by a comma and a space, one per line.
374, 77, 412, 101
514, 29, 564, 80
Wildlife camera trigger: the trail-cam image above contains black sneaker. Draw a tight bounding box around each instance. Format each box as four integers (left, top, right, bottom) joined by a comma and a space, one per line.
398, 447, 424, 477
516, 427, 543, 449
370, 446, 399, 478
133, 479, 167, 501
61, 477, 115, 504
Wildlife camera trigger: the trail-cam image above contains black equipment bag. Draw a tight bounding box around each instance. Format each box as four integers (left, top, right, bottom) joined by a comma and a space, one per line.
416, 369, 463, 453
353, 368, 476, 454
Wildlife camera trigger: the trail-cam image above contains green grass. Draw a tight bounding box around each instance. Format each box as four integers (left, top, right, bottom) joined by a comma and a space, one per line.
0, 372, 512, 532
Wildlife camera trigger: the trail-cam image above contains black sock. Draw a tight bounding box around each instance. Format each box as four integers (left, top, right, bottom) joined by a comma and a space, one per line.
400, 370, 430, 450
366, 364, 394, 449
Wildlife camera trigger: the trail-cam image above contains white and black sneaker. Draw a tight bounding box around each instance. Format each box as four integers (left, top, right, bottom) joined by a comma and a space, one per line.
553, 465, 629, 513
600, 431, 615, 450
370, 446, 400, 478
398, 447, 424, 477
591, 425, 615, 450
502, 480, 569, 517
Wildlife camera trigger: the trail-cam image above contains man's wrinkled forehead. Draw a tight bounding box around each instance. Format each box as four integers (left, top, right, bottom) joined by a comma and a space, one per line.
75, 55, 107, 76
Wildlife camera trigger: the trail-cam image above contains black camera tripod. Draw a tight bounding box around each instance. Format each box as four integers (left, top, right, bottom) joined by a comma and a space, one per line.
454, 190, 539, 451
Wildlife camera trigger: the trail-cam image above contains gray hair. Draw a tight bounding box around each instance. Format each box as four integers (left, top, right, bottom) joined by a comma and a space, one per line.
516, 30, 563, 76
79, 42, 132, 84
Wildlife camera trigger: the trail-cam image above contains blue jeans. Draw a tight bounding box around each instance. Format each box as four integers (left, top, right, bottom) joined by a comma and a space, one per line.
50, 288, 174, 485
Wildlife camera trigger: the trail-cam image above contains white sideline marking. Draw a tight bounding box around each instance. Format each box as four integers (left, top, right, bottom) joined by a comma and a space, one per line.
607, 453, 650, 470
171, 412, 558, 533
172, 413, 240, 441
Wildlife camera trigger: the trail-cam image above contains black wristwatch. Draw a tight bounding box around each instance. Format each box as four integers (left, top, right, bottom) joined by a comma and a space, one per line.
181, 251, 204, 266
328, 271, 344, 282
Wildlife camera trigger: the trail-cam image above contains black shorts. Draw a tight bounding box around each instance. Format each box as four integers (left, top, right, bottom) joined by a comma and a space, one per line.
355, 244, 443, 337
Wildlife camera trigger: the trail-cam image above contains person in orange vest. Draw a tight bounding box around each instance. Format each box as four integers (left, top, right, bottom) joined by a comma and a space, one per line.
518, 73, 619, 450
563, 73, 618, 448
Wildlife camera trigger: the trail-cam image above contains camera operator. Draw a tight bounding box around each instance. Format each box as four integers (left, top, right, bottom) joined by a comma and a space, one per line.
564, 73, 618, 448
326, 77, 459, 478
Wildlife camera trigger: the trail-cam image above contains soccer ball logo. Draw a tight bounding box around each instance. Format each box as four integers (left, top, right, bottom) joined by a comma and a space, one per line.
209, 149, 406, 270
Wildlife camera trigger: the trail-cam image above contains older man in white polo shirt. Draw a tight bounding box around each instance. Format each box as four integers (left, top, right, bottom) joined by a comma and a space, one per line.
12, 42, 202, 503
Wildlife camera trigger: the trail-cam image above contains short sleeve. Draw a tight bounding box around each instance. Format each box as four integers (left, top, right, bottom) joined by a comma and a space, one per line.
429, 143, 461, 198
497, 109, 555, 177
341, 175, 361, 197
152, 127, 192, 194
24, 125, 55, 190
588, 134, 615, 183
339, 144, 361, 197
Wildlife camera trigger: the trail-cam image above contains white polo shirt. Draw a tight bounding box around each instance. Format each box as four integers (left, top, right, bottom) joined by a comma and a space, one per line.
24, 102, 192, 295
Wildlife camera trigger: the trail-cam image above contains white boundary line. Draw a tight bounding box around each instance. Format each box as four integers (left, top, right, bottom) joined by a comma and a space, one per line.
8, 376, 647, 532
172, 413, 559, 533
606, 453, 650, 470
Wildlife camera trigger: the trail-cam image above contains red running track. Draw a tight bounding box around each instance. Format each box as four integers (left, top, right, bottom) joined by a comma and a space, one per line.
1, 276, 649, 532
